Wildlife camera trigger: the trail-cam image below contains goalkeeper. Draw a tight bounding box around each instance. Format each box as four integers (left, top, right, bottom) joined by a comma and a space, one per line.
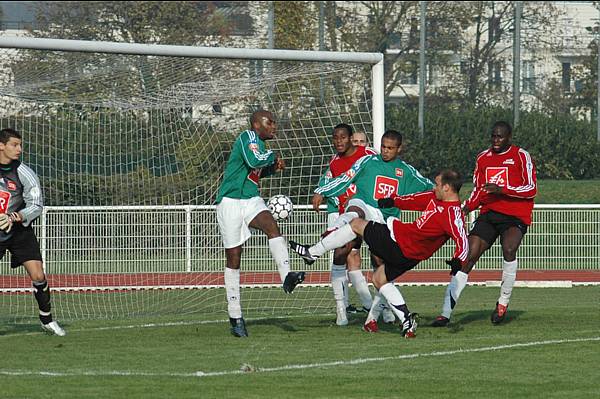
0, 128, 65, 336
216, 110, 305, 338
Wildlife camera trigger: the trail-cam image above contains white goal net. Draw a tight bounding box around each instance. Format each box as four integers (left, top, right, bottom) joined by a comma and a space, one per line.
0, 38, 384, 322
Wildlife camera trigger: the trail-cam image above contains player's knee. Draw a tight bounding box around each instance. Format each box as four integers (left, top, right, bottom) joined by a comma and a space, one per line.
502, 246, 519, 261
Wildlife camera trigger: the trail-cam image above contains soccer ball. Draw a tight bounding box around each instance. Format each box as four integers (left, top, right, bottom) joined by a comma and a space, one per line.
267, 195, 293, 221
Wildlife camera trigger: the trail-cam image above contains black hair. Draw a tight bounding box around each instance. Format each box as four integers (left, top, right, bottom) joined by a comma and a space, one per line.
439, 168, 463, 194
0, 128, 21, 144
333, 123, 353, 136
382, 129, 402, 145
491, 121, 512, 136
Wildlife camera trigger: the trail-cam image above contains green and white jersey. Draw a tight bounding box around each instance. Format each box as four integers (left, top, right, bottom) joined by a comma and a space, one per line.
216, 130, 276, 203
314, 154, 433, 219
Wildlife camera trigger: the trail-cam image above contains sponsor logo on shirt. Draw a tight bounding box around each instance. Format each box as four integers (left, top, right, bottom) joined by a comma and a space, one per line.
6, 181, 16, 191
416, 199, 438, 228
0, 190, 11, 214
503, 159, 515, 165
325, 171, 333, 178
345, 169, 356, 178
248, 143, 259, 151
395, 168, 403, 177
485, 167, 508, 187
373, 175, 398, 199
247, 168, 260, 185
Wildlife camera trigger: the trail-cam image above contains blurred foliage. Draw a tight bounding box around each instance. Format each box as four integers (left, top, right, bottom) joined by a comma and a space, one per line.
387, 104, 600, 180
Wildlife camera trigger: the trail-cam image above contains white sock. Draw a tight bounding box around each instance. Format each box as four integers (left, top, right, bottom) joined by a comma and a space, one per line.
224, 267, 242, 319
348, 270, 372, 310
269, 236, 291, 282
441, 271, 469, 319
499, 259, 518, 306
366, 292, 385, 323
343, 271, 350, 308
379, 283, 408, 323
310, 224, 357, 257
331, 264, 348, 308
331, 211, 359, 229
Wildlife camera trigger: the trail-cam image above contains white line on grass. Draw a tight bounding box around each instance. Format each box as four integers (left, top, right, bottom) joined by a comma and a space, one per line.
0, 336, 598, 378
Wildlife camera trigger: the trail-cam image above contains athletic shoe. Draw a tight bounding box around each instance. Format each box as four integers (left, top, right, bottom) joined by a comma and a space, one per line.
363, 319, 379, 333
382, 307, 396, 323
431, 315, 450, 327
283, 271, 306, 294
491, 302, 508, 324
346, 304, 367, 314
289, 240, 318, 265
401, 313, 419, 338
41, 321, 66, 336
336, 304, 348, 326
230, 317, 248, 337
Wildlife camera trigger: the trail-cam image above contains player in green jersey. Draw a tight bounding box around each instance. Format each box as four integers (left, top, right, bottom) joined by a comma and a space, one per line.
216, 110, 305, 337
292, 129, 433, 324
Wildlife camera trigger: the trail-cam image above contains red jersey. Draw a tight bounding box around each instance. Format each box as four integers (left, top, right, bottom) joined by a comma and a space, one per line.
387, 191, 469, 263
464, 145, 537, 225
327, 145, 376, 212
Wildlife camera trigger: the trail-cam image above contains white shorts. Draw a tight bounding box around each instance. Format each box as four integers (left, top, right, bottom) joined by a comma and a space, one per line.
217, 196, 269, 248
327, 212, 340, 229
347, 198, 385, 224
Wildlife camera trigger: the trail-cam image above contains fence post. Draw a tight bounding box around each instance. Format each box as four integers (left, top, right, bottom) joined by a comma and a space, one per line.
186, 206, 192, 272
41, 207, 47, 273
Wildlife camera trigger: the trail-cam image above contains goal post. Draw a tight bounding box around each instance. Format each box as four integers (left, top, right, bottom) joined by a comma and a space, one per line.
0, 36, 385, 322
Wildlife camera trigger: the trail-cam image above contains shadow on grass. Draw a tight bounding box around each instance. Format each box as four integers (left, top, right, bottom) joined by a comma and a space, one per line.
0, 322, 45, 336
418, 309, 525, 333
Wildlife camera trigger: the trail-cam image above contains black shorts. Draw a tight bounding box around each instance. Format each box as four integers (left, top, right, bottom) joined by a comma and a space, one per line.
0, 225, 43, 268
470, 210, 528, 246
363, 221, 419, 282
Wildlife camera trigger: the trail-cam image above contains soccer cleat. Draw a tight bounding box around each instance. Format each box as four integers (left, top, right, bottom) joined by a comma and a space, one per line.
41, 321, 66, 336
431, 315, 450, 327
282, 271, 306, 294
289, 241, 318, 265
346, 304, 367, 314
230, 317, 248, 337
363, 319, 379, 333
491, 302, 508, 324
336, 304, 348, 326
401, 313, 419, 338
382, 306, 396, 324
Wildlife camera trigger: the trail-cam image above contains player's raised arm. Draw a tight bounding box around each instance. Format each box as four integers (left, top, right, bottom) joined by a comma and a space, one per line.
314, 154, 372, 198
500, 148, 537, 199
378, 190, 435, 212
239, 130, 276, 169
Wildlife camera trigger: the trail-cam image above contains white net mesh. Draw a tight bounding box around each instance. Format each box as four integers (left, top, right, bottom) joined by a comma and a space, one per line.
0, 45, 376, 322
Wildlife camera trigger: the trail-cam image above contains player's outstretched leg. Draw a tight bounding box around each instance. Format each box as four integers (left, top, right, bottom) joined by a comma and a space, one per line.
289, 241, 318, 265
283, 271, 306, 294
230, 317, 248, 337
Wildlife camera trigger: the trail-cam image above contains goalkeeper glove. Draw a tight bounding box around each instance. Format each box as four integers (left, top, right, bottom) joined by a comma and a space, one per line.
377, 197, 395, 208
0, 213, 12, 233
446, 258, 462, 276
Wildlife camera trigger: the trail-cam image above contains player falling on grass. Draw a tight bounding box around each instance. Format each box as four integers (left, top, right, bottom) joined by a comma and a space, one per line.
295, 129, 434, 326
432, 121, 537, 327
0, 128, 65, 336
216, 110, 305, 338
316, 123, 376, 325
293, 169, 468, 337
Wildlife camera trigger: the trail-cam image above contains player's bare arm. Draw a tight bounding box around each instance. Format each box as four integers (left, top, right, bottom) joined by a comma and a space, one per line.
482, 183, 502, 194
274, 156, 285, 171
312, 193, 324, 212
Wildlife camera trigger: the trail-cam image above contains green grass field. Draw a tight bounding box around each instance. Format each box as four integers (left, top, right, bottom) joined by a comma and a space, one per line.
1, 286, 598, 398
